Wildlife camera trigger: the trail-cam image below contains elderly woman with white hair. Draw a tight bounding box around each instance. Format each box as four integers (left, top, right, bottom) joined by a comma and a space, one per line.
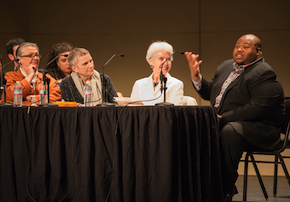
130, 41, 184, 105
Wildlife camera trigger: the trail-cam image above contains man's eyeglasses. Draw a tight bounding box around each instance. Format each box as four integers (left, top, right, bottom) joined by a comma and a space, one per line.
20, 54, 42, 59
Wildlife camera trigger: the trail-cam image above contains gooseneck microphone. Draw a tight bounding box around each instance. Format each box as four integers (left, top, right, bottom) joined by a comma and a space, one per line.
156, 51, 184, 106
97, 54, 124, 107
44, 54, 69, 72
39, 54, 68, 107
42, 53, 69, 85
0, 58, 20, 106
103, 54, 124, 68
2, 58, 20, 69
159, 51, 184, 85
159, 51, 184, 74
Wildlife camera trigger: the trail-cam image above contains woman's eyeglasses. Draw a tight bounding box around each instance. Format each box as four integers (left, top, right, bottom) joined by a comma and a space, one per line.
20, 54, 42, 59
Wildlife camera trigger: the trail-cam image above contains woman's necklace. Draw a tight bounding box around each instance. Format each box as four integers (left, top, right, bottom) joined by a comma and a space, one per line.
153, 82, 159, 87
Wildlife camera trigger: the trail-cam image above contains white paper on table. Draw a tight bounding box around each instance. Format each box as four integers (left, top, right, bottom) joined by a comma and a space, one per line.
113, 97, 144, 106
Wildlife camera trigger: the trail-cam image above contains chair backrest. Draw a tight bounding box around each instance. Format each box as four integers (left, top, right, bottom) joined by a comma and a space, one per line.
182, 96, 198, 106
279, 99, 290, 152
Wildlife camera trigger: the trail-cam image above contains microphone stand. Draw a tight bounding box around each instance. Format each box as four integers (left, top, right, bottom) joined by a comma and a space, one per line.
39, 72, 58, 107
0, 59, 18, 107
0, 74, 13, 107
39, 54, 68, 107
97, 54, 124, 107
155, 67, 174, 106
155, 51, 184, 106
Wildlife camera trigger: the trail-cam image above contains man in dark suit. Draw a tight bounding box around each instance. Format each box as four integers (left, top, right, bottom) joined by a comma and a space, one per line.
185, 34, 284, 202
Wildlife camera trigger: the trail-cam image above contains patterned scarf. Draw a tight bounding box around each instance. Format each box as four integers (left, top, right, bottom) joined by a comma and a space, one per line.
71, 70, 102, 105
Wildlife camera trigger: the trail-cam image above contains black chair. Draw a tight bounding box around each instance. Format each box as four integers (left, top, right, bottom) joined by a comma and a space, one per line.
241, 99, 290, 201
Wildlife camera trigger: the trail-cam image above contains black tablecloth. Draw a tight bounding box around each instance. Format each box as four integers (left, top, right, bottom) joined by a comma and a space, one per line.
0, 106, 223, 202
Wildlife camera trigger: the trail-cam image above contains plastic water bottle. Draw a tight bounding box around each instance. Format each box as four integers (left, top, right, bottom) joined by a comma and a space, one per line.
84, 81, 92, 106
13, 81, 22, 107
39, 81, 48, 104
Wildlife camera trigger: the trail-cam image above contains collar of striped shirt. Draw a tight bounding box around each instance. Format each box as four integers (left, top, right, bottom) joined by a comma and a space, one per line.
233, 57, 262, 71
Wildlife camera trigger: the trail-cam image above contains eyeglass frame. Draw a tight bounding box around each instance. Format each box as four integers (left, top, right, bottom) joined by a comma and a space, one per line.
20, 54, 42, 59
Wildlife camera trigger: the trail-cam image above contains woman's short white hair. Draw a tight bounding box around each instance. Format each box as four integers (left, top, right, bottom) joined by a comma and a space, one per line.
146, 41, 173, 65
68, 47, 89, 68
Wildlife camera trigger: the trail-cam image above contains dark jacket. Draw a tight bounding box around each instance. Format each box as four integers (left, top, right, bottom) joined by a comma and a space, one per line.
195, 58, 284, 149
61, 73, 118, 104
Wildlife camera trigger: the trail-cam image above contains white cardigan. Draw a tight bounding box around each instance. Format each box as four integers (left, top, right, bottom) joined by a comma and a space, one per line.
130, 73, 183, 105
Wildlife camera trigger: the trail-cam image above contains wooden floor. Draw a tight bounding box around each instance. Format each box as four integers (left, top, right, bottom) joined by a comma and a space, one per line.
233, 175, 290, 202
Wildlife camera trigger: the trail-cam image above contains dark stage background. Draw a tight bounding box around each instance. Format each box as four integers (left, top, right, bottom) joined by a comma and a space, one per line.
0, 0, 289, 105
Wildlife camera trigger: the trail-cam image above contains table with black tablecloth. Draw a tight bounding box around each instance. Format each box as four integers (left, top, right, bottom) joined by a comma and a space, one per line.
0, 106, 223, 202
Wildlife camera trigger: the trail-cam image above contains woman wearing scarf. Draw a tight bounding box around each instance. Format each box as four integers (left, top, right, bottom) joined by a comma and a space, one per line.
60, 48, 117, 105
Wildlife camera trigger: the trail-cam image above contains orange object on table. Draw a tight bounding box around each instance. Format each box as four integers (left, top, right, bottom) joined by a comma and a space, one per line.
52, 101, 78, 107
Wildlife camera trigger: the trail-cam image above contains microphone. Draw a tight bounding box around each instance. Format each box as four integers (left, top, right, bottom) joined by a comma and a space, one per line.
159, 51, 184, 84
156, 51, 184, 106
39, 54, 68, 107
103, 54, 124, 68
44, 54, 69, 74
159, 51, 184, 80
160, 51, 184, 69
1, 58, 20, 86
42, 53, 69, 88
97, 54, 124, 107
2, 58, 19, 69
